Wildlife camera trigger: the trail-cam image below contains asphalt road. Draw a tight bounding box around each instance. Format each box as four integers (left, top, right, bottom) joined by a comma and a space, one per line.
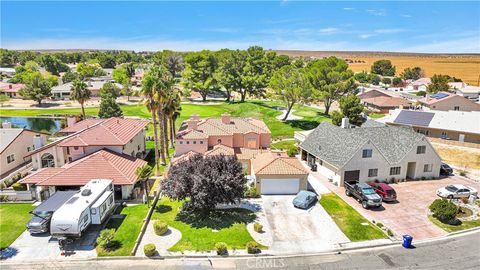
2, 230, 479, 270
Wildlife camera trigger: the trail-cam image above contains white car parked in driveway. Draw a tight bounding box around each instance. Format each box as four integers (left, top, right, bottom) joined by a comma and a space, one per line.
437, 184, 478, 199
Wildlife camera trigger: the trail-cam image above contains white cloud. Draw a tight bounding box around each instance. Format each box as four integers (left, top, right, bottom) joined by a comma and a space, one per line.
401, 14, 412, 18
359, 34, 375, 39
366, 9, 387, 16
202, 28, 240, 33
343, 7, 355, 11
401, 36, 480, 53
375, 28, 406, 34
319, 27, 339, 34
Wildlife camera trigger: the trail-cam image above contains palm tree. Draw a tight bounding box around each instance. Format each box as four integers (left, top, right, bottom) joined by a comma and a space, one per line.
163, 89, 182, 149
165, 53, 184, 80
135, 164, 153, 206
141, 74, 161, 175
70, 79, 90, 119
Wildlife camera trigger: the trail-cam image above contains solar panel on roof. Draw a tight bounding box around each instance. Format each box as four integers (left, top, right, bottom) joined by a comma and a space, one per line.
394, 110, 435, 127
431, 93, 449, 99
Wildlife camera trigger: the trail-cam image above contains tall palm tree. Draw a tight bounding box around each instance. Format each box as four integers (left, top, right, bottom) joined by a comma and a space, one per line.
135, 164, 153, 206
141, 74, 161, 175
165, 53, 184, 80
163, 89, 182, 149
70, 79, 90, 119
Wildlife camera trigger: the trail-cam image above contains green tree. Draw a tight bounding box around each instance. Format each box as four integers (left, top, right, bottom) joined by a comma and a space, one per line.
0, 49, 17, 67
354, 72, 369, 83
165, 53, 184, 79
371, 59, 396, 76
182, 50, 219, 101
392, 77, 403, 87
121, 81, 135, 101
428, 74, 451, 93
272, 54, 291, 69
62, 71, 78, 83
76, 62, 106, 79
37, 54, 69, 75
401, 67, 424, 80
98, 93, 123, 118
331, 95, 365, 126
141, 71, 161, 175
0, 94, 10, 107
381, 77, 392, 85
269, 65, 311, 121
96, 53, 116, 68
307, 56, 356, 115
367, 73, 381, 85
240, 46, 271, 102
219, 49, 247, 102
100, 82, 121, 98
18, 73, 52, 105
70, 79, 91, 118
112, 67, 130, 84
135, 164, 153, 206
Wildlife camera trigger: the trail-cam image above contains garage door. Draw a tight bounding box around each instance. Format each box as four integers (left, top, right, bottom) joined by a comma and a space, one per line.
344, 170, 360, 182
261, 179, 300, 195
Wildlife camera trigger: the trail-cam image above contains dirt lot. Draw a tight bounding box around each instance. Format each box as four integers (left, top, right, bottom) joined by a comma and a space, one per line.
431, 142, 480, 180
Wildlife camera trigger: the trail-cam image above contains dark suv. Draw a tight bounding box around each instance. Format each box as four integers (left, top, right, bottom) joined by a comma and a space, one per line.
440, 163, 453, 176
367, 182, 397, 202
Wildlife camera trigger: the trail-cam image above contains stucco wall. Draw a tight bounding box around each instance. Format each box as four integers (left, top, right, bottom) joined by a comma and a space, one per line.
427, 96, 480, 112
175, 138, 208, 156
121, 129, 147, 157
1, 131, 47, 175
254, 174, 308, 194
208, 135, 233, 147
31, 145, 67, 170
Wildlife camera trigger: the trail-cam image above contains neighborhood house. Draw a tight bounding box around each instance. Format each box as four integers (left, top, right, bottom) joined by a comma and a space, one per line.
419, 92, 480, 112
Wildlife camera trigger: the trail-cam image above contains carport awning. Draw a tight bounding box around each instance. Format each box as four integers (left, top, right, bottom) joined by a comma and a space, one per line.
33, 191, 77, 212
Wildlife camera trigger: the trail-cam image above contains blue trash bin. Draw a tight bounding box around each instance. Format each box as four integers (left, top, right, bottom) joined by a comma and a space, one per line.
403, 234, 413, 248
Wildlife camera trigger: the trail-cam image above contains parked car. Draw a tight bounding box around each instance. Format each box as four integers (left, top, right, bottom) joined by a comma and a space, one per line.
367, 182, 397, 202
440, 163, 453, 175
27, 211, 54, 234
437, 184, 478, 199
345, 181, 382, 209
292, 190, 318, 209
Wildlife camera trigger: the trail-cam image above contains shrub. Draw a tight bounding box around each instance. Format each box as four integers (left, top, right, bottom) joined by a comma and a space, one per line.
429, 199, 458, 223
459, 170, 467, 177
376, 222, 384, 228
416, 90, 426, 97
246, 241, 260, 254
0, 195, 9, 202
153, 220, 168, 236
287, 146, 298, 157
215, 242, 228, 255
11, 182, 27, 191
460, 197, 469, 204
144, 243, 156, 257
387, 229, 394, 237
253, 223, 263, 233
97, 229, 116, 250
244, 186, 260, 198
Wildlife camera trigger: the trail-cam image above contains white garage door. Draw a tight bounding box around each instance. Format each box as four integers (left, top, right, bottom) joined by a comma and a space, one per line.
261, 179, 300, 195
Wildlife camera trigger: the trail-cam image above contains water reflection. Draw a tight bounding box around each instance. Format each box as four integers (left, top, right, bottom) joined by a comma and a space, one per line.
0, 116, 62, 134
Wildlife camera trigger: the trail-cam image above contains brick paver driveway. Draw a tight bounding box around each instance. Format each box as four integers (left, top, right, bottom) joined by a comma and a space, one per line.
308, 170, 479, 240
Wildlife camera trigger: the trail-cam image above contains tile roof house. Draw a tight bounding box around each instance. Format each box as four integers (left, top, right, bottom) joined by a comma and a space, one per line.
407, 77, 431, 91
455, 85, 480, 101
379, 109, 480, 144
58, 117, 105, 135
419, 92, 480, 112
27, 117, 149, 170
51, 80, 122, 98
358, 88, 412, 113
0, 82, 24, 98
21, 149, 147, 200
298, 121, 441, 186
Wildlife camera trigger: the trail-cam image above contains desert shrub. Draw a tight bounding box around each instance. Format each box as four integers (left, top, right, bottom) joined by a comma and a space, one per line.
215, 242, 228, 255
460, 197, 469, 204
97, 229, 116, 250
459, 170, 467, 177
429, 199, 458, 222
253, 223, 263, 233
244, 186, 260, 198
246, 241, 260, 254
376, 222, 384, 228
144, 243, 156, 257
11, 182, 27, 191
153, 220, 168, 236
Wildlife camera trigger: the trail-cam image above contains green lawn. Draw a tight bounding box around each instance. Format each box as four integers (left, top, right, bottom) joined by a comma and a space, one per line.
151, 198, 261, 252
0, 204, 34, 249
428, 215, 480, 233
0, 101, 329, 139
271, 140, 297, 150
97, 204, 149, 256
319, 193, 386, 242
368, 113, 386, 119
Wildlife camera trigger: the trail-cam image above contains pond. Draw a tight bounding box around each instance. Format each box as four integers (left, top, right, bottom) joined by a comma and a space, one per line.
0, 116, 63, 134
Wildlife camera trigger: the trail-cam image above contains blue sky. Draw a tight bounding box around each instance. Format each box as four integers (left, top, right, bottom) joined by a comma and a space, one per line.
1, 1, 479, 53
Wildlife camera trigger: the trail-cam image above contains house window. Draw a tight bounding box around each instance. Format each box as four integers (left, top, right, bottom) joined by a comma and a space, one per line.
179, 141, 183, 144
390, 166, 401, 175
138, 145, 141, 150
91, 208, 97, 214
368, 169, 378, 177
193, 141, 197, 144
186, 141, 190, 144
417, 145, 426, 154
441, 131, 448, 138
27, 147, 31, 152
362, 149, 373, 158
200, 141, 204, 144
454, 106, 460, 111
424, 164, 433, 172
6, 154, 15, 164
74, 146, 79, 150
66, 147, 70, 155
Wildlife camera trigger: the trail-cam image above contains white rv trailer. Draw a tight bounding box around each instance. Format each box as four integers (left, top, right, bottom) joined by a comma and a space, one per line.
50, 179, 115, 238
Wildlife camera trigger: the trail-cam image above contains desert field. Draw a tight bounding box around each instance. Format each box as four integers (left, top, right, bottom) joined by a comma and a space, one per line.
277, 51, 480, 86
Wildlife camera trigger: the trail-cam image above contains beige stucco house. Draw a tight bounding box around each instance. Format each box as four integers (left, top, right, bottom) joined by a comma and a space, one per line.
0, 127, 48, 178
420, 92, 480, 112
298, 120, 442, 187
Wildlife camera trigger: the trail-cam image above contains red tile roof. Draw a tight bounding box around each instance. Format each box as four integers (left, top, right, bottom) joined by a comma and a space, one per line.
20, 149, 147, 186
0, 82, 24, 93
252, 152, 309, 176
362, 96, 411, 108
59, 118, 105, 134
57, 117, 149, 147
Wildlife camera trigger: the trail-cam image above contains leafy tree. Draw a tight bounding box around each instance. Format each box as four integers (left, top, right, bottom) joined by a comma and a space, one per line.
161, 154, 246, 210
416, 90, 427, 97
269, 65, 311, 121
62, 71, 79, 83
428, 74, 451, 93
100, 82, 121, 98
381, 77, 392, 85
98, 93, 123, 118
70, 79, 91, 118
331, 95, 364, 126
306, 56, 356, 115
367, 73, 381, 85
0, 94, 10, 107
121, 81, 135, 101
429, 199, 458, 223
37, 54, 69, 75
239, 46, 271, 102
371, 59, 396, 76
165, 53, 184, 79
354, 72, 369, 83
392, 77, 403, 87
112, 67, 130, 84
182, 50, 219, 101
0, 49, 17, 67
291, 59, 305, 68
331, 110, 344, 126
76, 62, 106, 78
272, 54, 291, 69
401, 67, 424, 80
96, 53, 116, 68
219, 49, 246, 102
18, 73, 52, 105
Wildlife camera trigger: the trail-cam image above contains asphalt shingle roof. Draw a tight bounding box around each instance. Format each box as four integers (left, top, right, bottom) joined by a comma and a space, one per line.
299, 122, 424, 169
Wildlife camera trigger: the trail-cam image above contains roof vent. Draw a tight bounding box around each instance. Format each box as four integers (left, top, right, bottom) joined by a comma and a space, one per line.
81, 189, 92, 196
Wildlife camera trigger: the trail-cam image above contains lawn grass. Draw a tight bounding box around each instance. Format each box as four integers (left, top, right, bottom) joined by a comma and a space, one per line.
271, 140, 297, 151
368, 113, 386, 119
0, 203, 34, 249
0, 101, 329, 139
428, 215, 480, 233
319, 193, 386, 242
97, 204, 149, 256
151, 198, 261, 252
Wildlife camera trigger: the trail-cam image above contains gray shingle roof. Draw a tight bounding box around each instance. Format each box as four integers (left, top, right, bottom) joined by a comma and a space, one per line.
362, 119, 386, 128
299, 122, 424, 169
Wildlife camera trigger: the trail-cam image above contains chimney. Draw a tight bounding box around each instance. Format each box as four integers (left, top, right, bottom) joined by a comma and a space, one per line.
33, 134, 44, 149
8, 85, 12, 89
67, 117, 77, 127
341, 117, 350, 129
187, 119, 198, 130
191, 114, 200, 121
2, 121, 12, 128
221, 113, 231, 124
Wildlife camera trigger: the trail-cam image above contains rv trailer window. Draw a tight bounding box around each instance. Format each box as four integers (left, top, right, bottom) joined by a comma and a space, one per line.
83, 215, 88, 223
109, 195, 114, 204
91, 208, 97, 214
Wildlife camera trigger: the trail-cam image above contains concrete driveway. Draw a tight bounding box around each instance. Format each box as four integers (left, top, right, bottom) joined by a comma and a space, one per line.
262, 195, 349, 254
308, 170, 480, 240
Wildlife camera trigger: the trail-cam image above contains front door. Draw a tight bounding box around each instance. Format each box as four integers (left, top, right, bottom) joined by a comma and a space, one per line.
407, 162, 416, 180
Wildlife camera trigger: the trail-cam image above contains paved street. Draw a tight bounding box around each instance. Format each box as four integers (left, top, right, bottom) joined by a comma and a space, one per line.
2, 229, 479, 270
